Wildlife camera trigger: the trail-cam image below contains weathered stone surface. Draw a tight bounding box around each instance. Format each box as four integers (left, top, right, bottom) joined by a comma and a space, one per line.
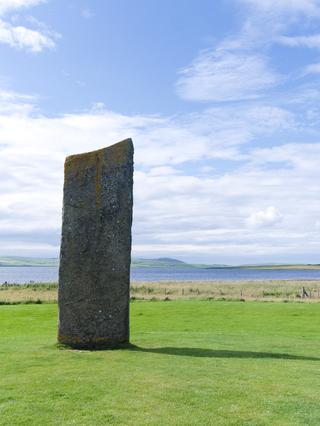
58, 138, 134, 349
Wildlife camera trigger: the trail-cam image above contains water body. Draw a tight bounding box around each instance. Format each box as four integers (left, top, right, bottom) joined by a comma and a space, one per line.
1, 266, 320, 284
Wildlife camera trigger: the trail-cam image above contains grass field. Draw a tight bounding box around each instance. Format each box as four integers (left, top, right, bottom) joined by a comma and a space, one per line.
1, 280, 320, 304
1, 301, 319, 425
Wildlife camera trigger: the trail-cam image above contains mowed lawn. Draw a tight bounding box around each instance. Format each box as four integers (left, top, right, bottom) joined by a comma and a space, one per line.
0, 301, 319, 425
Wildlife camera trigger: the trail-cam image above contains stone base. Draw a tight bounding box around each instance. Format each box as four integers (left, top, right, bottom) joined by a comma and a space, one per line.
58, 335, 130, 350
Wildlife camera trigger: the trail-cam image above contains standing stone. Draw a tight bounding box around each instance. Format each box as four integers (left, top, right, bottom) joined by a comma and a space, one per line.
58, 138, 134, 349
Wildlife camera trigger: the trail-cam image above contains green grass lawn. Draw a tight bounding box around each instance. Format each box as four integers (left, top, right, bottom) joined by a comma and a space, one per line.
0, 301, 319, 425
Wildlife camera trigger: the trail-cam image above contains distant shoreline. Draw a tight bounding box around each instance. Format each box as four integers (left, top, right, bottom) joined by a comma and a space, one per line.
241, 265, 320, 270
0, 256, 320, 270
1, 263, 320, 270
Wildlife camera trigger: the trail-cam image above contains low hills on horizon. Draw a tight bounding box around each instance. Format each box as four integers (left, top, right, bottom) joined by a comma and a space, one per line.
0, 256, 217, 268
0, 256, 319, 270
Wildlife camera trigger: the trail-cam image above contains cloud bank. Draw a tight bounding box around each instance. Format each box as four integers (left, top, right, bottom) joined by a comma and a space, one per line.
0, 90, 319, 263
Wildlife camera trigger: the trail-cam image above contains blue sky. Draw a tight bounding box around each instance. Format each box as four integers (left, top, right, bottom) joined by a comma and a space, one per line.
1, 0, 234, 115
1, 0, 320, 263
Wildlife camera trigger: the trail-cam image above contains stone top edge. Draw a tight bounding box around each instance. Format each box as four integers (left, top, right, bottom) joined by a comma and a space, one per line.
65, 138, 133, 164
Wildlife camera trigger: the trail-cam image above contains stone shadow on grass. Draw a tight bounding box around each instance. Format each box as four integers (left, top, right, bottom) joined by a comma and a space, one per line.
128, 345, 319, 361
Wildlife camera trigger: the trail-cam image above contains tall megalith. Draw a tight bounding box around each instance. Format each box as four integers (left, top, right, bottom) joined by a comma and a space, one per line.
58, 138, 134, 349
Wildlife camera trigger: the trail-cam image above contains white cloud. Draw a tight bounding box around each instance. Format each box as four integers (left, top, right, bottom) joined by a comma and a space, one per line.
0, 88, 35, 114
0, 88, 34, 101
176, 0, 303, 103
237, 0, 320, 18
0, 0, 57, 52
304, 62, 320, 74
0, 19, 55, 52
176, 0, 320, 105
176, 49, 280, 102
246, 206, 283, 228
0, 0, 44, 15
81, 7, 94, 19
148, 166, 179, 176
278, 34, 320, 49
232, 0, 320, 50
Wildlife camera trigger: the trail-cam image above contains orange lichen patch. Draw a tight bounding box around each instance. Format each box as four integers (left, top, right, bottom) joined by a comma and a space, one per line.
65, 139, 131, 174
65, 147, 105, 178
65, 147, 105, 207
